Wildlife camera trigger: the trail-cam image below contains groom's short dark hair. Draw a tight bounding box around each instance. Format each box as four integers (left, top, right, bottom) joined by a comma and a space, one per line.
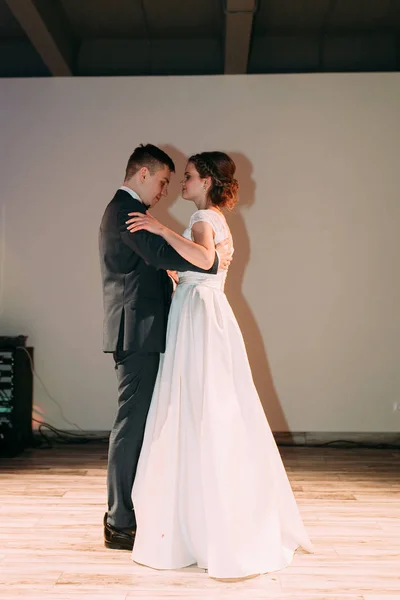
125, 144, 175, 180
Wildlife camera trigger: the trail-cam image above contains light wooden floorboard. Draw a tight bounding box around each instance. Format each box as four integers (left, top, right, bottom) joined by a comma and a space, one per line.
0, 444, 399, 600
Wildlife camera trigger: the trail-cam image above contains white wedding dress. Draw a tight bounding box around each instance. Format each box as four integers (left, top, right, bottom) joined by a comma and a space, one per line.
131, 209, 313, 579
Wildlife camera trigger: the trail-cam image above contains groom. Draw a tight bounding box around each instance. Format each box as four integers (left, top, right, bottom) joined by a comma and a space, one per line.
99, 144, 231, 550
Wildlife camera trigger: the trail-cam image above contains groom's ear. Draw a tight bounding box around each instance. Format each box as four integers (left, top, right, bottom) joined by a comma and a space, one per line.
139, 166, 149, 183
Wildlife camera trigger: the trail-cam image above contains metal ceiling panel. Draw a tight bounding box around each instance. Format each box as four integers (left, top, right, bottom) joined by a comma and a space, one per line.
254, 0, 332, 34
326, 0, 394, 32
0, 0, 26, 39
59, 0, 147, 39
141, 0, 223, 39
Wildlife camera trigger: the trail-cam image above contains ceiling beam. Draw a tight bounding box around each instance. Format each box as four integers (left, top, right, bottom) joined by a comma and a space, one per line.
223, 0, 257, 74
4, 0, 74, 76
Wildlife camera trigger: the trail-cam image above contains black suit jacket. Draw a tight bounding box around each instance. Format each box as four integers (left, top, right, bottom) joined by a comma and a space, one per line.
99, 189, 218, 353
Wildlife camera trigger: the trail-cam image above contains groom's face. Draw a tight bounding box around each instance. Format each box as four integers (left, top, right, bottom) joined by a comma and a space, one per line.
141, 165, 171, 209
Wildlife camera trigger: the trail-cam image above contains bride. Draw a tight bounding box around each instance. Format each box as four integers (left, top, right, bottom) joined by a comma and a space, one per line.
125, 151, 313, 580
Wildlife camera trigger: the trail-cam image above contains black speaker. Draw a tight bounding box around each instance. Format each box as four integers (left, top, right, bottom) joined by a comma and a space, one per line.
0, 344, 33, 457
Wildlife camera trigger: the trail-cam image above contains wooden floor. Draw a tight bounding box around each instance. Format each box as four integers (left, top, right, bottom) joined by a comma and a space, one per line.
0, 443, 399, 600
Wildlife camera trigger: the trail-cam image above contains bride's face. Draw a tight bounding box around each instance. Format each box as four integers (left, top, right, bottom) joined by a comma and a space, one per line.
181, 162, 206, 201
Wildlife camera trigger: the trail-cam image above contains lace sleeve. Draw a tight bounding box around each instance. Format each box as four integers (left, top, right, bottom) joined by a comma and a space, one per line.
189, 210, 219, 236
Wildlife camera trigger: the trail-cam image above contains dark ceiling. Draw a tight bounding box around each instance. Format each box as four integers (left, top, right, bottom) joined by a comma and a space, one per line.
1, 0, 399, 77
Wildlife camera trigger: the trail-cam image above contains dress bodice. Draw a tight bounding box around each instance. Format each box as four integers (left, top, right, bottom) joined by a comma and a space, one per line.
178, 210, 233, 291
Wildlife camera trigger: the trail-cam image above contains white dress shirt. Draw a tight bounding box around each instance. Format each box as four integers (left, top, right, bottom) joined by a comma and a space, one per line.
119, 185, 143, 203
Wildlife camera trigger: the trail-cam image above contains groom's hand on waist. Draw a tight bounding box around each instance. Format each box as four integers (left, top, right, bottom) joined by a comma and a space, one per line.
216, 238, 233, 271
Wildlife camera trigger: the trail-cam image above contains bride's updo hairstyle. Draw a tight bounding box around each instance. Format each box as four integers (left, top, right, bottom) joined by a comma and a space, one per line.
188, 151, 239, 210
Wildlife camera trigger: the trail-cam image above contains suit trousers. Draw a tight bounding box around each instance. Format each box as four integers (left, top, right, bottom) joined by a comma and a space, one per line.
107, 348, 160, 529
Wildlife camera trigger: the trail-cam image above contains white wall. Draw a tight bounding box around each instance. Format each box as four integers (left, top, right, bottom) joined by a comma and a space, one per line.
0, 73, 399, 432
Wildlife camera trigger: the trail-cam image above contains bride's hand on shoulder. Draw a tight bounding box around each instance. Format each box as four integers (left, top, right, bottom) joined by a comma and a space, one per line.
126, 212, 165, 236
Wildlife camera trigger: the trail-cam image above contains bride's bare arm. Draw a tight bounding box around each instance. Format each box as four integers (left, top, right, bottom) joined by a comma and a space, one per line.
162, 221, 215, 269
126, 212, 215, 270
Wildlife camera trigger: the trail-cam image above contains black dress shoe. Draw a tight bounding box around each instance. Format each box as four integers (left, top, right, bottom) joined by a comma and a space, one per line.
104, 512, 136, 550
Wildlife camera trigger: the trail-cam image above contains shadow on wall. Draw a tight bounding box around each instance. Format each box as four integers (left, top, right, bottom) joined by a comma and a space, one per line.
226, 152, 288, 432
154, 145, 289, 432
